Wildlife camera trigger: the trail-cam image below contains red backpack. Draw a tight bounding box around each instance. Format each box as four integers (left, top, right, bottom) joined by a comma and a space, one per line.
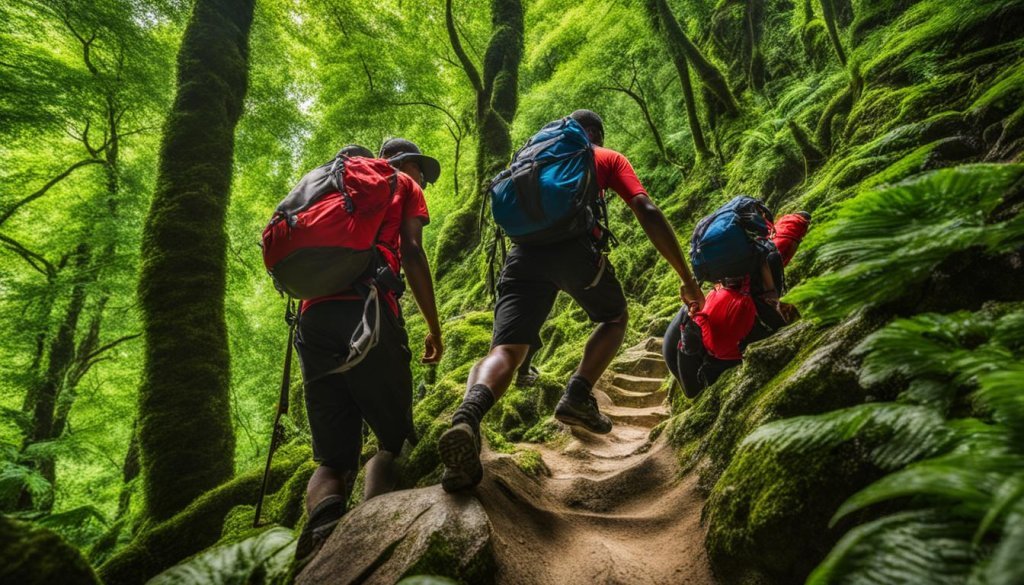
262, 154, 398, 299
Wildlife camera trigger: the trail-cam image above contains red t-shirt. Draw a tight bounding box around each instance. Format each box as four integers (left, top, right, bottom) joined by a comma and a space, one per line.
593, 146, 647, 203
301, 171, 429, 314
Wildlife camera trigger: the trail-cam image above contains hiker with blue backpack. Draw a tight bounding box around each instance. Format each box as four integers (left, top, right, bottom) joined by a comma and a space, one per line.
662, 198, 810, 398
438, 110, 705, 493
260, 140, 443, 566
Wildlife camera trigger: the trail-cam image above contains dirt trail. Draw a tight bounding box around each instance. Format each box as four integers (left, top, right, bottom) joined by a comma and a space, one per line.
476, 337, 716, 585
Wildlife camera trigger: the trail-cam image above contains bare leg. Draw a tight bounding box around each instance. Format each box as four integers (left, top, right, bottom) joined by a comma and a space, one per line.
574, 310, 629, 385
305, 465, 353, 513
465, 343, 531, 402
363, 451, 398, 500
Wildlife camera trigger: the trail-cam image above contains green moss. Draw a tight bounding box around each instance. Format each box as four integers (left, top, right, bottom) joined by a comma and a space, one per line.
511, 448, 549, 478
0, 516, 100, 585
704, 437, 885, 584
136, 0, 256, 524
401, 531, 496, 585
98, 444, 308, 585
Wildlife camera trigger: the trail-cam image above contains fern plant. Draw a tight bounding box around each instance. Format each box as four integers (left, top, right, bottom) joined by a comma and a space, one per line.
786, 164, 1024, 323
799, 310, 1024, 585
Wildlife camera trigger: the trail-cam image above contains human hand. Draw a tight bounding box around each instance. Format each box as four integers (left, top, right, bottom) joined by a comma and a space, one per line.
778, 302, 801, 323
680, 281, 705, 315
421, 332, 443, 364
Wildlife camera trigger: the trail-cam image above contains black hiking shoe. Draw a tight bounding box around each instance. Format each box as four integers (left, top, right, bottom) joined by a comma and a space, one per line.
294, 494, 346, 569
515, 365, 541, 387
439, 422, 483, 493
554, 391, 612, 434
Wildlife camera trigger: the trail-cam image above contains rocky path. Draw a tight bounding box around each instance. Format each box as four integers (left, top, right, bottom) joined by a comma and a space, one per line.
298, 337, 715, 585
477, 337, 715, 585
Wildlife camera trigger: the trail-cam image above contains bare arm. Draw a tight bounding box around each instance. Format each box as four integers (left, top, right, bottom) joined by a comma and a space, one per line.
400, 217, 443, 363
628, 195, 705, 310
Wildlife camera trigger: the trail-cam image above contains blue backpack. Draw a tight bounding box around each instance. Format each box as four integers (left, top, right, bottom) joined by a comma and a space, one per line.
690, 196, 776, 283
489, 118, 600, 244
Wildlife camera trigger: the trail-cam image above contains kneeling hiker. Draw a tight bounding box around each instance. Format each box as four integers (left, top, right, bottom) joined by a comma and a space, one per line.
262, 142, 443, 565
439, 110, 705, 492
663, 200, 810, 398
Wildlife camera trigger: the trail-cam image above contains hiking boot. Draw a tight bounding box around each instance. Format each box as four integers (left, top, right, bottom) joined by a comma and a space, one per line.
515, 365, 541, 387
555, 391, 612, 434
439, 422, 483, 493
294, 494, 346, 569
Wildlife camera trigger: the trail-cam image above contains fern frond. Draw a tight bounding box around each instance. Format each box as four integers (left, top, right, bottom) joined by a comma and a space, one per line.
808, 510, 978, 585
974, 366, 1024, 445
37, 505, 108, 530
983, 497, 1024, 585
855, 312, 988, 386
0, 461, 52, 509
833, 448, 1024, 524
786, 164, 1024, 323
973, 472, 1024, 545
741, 403, 952, 470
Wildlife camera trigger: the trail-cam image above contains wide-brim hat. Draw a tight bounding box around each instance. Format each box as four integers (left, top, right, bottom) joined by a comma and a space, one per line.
379, 138, 441, 184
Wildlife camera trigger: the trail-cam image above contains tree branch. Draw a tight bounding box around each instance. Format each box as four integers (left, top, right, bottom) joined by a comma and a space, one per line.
81, 333, 141, 364
387, 100, 464, 135
0, 234, 56, 278
0, 158, 105, 229
445, 0, 483, 95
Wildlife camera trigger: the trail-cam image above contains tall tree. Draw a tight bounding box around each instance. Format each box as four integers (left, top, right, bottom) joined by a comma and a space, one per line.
648, 0, 738, 117
4, 0, 158, 512
136, 0, 255, 522
444, 0, 523, 245
642, 0, 711, 160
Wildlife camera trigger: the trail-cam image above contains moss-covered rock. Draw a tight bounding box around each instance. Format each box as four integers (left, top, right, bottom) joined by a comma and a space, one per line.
0, 515, 100, 585
296, 487, 494, 585
98, 444, 309, 585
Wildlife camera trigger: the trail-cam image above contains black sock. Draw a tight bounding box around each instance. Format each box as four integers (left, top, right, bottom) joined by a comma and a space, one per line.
566, 375, 593, 401
452, 384, 495, 432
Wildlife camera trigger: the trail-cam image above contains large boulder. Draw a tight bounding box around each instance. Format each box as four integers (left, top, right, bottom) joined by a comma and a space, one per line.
0, 515, 100, 585
296, 486, 494, 585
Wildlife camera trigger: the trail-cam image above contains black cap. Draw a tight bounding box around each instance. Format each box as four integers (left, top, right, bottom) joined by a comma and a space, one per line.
569, 109, 604, 145
379, 138, 441, 184
338, 144, 374, 158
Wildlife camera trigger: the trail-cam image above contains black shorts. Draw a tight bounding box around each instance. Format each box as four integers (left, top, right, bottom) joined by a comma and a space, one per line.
295, 300, 413, 471
492, 236, 627, 349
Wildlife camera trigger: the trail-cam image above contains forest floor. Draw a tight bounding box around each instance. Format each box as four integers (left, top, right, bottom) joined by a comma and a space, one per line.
477, 337, 715, 584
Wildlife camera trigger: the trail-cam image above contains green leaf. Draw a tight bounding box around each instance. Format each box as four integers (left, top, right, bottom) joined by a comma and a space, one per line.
147, 527, 296, 585
983, 497, 1024, 585
37, 505, 108, 531
808, 510, 979, 585
786, 164, 1024, 323
741, 403, 952, 471
832, 448, 1024, 524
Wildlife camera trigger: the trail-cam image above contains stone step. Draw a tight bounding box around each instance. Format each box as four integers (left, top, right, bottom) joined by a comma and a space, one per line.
603, 404, 670, 428
643, 337, 664, 353
610, 372, 664, 393
604, 385, 666, 408
610, 354, 668, 378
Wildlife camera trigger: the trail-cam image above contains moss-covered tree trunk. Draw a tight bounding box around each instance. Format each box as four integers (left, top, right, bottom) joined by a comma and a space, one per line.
820, 0, 847, 66
745, 0, 766, 91
650, 0, 738, 116
136, 0, 254, 523
438, 0, 522, 272
644, 0, 711, 160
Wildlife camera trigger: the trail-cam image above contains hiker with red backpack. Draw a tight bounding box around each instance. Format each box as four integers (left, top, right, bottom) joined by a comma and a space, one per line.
261, 141, 443, 565
438, 109, 705, 492
662, 200, 811, 398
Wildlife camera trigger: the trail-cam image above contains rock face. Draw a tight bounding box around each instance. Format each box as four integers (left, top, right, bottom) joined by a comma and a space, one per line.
296, 486, 494, 585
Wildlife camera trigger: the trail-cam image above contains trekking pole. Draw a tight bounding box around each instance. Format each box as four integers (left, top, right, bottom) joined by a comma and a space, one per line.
254, 298, 297, 528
